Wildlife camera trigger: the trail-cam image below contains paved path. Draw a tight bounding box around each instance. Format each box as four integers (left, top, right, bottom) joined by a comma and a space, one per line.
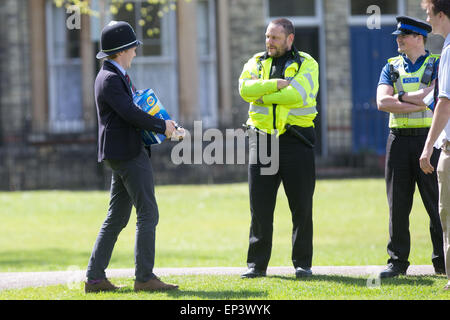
0, 265, 437, 291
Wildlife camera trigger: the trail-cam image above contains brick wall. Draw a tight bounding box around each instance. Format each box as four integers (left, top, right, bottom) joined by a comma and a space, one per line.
0, 0, 105, 190
0, 0, 32, 143
228, 0, 266, 127
0, 144, 104, 190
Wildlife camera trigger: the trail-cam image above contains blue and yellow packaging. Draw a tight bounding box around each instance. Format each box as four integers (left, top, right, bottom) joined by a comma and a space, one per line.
133, 89, 171, 145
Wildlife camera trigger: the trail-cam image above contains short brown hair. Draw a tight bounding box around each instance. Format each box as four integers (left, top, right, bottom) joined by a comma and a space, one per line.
422, 0, 450, 19
419, 34, 428, 46
101, 52, 120, 63
270, 18, 295, 37
107, 52, 120, 60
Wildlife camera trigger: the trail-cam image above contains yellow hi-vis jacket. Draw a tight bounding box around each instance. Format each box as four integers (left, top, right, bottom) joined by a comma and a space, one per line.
388, 54, 439, 128
239, 50, 319, 136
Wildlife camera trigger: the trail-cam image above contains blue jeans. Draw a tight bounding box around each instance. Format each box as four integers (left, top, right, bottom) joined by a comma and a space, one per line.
86, 148, 159, 282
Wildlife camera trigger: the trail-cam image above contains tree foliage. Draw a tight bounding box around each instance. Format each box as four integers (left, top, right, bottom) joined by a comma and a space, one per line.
53, 0, 186, 37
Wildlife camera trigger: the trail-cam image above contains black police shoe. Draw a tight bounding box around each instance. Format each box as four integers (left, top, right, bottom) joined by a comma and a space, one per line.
241, 268, 266, 278
434, 266, 446, 275
295, 267, 313, 278
379, 263, 407, 278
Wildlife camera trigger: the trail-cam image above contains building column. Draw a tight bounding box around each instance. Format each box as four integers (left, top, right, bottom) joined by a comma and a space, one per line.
177, 0, 199, 127
216, 0, 232, 127
81, 12, 95, 131
29, 0, 48, 133
324, 0, 352, 154
228, 0, 265, 126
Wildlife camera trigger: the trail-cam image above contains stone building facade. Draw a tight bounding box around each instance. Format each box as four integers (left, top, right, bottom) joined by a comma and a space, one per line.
0, 0, 445, 190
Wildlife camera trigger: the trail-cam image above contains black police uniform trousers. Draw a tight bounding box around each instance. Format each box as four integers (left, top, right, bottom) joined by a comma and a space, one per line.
246, 126, 315, 271
385, 129, 445, 271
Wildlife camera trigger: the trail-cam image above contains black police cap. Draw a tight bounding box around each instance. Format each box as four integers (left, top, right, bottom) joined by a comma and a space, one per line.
392, 15, 432, 37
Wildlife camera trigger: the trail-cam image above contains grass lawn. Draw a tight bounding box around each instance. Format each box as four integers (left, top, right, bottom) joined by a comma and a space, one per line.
0, 178, 448, 300
1, 275, 448, 300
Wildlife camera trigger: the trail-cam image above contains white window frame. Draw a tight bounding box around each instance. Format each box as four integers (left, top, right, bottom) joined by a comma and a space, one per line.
264, 0, 321, 26
197, 0, 218, 128
101, 0, 177, 60
130, 2, 178, 119
102, 0, 179, 119
348, 0, 406, 26
264, 0, 328, 156
46, 0, 84, 133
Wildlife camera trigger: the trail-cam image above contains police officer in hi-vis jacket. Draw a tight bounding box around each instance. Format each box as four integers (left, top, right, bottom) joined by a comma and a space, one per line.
239, 18, 319, 279
376, 16, 445, 278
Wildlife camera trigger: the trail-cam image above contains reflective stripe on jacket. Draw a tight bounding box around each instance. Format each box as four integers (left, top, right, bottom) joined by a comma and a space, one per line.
388, 54, 439, 128
239, 50, 319, 135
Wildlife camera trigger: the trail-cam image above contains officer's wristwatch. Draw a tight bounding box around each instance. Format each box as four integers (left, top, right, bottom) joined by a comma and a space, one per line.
398, 91, 406, 102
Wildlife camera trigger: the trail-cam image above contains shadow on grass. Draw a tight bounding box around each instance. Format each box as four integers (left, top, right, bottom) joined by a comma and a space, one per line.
270, 274, 436, 287
167, 289, 268, 300
115, 287, 268, 299
0, 248, 129, 271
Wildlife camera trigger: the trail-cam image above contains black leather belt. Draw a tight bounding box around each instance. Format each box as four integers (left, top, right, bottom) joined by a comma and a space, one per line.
390, 128, 429, 136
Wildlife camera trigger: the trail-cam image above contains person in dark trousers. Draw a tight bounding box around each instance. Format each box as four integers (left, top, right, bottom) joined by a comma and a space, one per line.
376, 16, 445, 278
239, 18, 319, 279
85, 21, 178, 293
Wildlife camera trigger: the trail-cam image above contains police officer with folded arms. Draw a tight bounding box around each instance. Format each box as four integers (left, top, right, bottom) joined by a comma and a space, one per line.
239, 18, 319, 279
376, 16, 445, 278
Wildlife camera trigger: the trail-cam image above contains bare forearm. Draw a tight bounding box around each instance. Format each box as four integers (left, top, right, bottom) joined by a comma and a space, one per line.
401, 86, 434, 106
377, 95, 427, 113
